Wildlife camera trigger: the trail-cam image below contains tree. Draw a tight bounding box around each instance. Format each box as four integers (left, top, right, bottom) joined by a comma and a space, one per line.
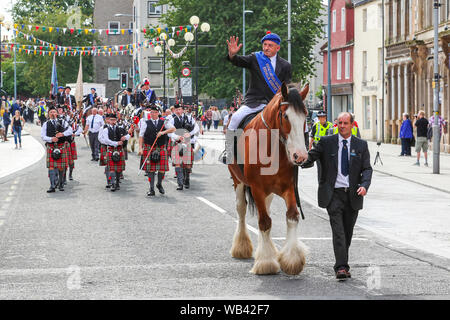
6, 8, 96, 97
156, 0, 324, 100
11, 0, 95, 21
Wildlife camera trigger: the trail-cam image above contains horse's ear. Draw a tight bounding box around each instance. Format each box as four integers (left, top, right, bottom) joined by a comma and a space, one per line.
300, 83, 310, 101
281, 82, 289, 101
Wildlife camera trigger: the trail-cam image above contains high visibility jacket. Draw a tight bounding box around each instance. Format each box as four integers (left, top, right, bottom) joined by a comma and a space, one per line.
197, 105, 203, 116
38, 105, 47, 117
332, 126, 359, 137
313, 121, 333, 142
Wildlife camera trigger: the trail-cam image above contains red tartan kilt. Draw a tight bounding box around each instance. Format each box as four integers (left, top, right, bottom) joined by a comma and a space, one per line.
99, 145, 107, 166
142, 144, 169, 172
106, 146, 126, 172
46, 143, 69, 170
70, 141, 78, 160
171, 142, 194, 169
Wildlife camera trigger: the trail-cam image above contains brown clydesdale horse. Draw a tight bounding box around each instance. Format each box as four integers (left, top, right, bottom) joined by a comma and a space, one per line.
228, 82, 309, 275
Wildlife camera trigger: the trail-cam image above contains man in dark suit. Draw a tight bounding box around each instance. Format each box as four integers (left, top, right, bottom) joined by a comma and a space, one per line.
136, 79, 157, 106
121, 88, 136, 107
222, 32, 292, 163
301, 112, 373, 280
60, 86, 77, 111
83, 88, 98, 107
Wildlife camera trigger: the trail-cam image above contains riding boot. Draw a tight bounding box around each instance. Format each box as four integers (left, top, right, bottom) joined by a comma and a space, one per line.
47, 170, 56, 193
156, 172, 165, 194
148, 172, 155, 196
175, 167, 184, 190
69, 165, 74, 180
183, 168, 190, 189
58, 170, 65, 191
110, 172, 117, 192
222, 129, 239, 164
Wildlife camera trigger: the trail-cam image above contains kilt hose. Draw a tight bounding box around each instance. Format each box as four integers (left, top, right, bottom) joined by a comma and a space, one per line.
142, 144, 169, 173
99, 144, 107, 166
106, 146, 126, 173
170, 142, 194, 170
46, 143, 69, 171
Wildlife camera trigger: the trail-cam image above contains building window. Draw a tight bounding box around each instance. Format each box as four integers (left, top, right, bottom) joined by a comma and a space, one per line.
337, 51, 342, 80
362, 51, 367, 83
332, 10, 336, 32
363, 8, 367, 32
341, 8, 346, 31
108, 67, 120, 80
363, 96, 371, 129
148, 1, 162, 16
108, 21, 120, 35
345, 50, 350, 80
148, 58, 162, 73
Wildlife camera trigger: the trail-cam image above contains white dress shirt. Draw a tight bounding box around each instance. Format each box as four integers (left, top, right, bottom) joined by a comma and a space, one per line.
269, 54, 277, 72
40, 119, 73, 143
334, 134, 351, 189
166, 114, 200, 144
86, 114, 104, 133
139, 118, 161, 137
99, 125, 130, 147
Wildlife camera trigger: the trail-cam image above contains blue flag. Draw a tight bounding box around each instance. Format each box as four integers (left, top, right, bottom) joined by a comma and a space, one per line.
51, 55, 58, 97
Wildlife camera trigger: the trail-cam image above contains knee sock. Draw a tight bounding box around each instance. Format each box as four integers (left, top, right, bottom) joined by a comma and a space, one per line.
148, 172, 155, 189
157, 172, 165, 185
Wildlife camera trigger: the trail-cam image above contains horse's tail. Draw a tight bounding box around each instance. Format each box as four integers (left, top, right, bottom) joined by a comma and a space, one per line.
245, 186, 257, 217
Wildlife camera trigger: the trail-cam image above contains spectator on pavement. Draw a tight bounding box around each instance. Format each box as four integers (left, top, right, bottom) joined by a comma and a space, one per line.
205, 107, 213, 131
413, 110, 429, 167
399, 113, 413, 156
2, 106, 11, 142
212, 106, 221, 130
37, 100, 47, 126
12, 110, 25, 149
221, 107, 228, 122
0, 115, 5, 142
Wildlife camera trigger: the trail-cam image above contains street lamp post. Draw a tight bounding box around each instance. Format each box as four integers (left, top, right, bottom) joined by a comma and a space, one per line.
189, 16, 210, 108
0, 14, 4, 90
242, 0, 253, 96
327, 0, 332, 121
432, 0, 440, 174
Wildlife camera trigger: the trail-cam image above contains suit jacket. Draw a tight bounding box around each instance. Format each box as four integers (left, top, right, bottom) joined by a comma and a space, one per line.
227, 52, 292, 108
59, 94, 77, 109
136, 89, 156, 106
83, 93, 98, 106
121, 94, 136, 107
304, 134, 373, 211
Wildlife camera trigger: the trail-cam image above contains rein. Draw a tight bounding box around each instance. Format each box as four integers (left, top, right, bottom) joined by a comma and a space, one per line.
260, 101, 289, 146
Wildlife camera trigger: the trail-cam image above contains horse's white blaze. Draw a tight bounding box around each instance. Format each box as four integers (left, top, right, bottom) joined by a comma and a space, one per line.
285, 107, 308, 163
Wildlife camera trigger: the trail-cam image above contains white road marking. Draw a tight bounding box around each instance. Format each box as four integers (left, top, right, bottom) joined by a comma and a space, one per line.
196, 197, 227, 214
272, 237, 368, 241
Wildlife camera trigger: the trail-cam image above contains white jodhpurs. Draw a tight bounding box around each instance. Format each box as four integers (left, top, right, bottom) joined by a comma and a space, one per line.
227, 104, 266, 130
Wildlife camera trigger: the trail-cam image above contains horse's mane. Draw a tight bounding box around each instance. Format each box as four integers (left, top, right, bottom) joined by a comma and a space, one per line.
286, 84, 307, 115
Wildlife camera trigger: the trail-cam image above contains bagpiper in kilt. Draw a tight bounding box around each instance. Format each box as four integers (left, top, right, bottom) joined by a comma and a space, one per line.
98, 116, 111, 188
41, 105, 73, 193
139, 105, 175, 196
98, 113, 130, 192
166, 104, 200, 190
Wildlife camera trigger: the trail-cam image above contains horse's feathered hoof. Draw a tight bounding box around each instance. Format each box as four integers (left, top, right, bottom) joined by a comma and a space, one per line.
230, 234, 253, 259
250, 259, 280, 275
278, 247, 306, 275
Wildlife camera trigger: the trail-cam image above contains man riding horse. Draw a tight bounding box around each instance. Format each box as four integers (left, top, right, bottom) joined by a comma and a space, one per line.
222, 32, 292, 163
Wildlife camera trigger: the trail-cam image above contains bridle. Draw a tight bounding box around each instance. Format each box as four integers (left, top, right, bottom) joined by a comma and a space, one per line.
260, 101, 290, 146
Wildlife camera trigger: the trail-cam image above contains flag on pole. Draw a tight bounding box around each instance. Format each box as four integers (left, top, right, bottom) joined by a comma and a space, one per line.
75, 55, 83, 110
50, 54, 58, 97
133, 58, 141, 89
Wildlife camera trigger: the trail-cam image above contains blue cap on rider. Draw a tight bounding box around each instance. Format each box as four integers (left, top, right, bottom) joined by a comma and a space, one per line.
261, 32, 281, 45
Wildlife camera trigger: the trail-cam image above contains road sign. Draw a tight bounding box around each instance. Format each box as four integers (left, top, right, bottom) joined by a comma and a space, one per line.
181, 67, 191, 77
180, 77, 192, 96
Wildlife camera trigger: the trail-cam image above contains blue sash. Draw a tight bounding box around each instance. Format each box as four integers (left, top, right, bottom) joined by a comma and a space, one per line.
145, 89, 154, 102
90, 94, 94, 105
255, 51, 282, 94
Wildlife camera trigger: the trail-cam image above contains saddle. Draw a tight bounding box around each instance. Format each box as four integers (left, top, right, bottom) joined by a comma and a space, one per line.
238, 111, 260, 130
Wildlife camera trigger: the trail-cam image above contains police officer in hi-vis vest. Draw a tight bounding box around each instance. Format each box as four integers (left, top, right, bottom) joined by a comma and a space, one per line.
309, 110, 333, 182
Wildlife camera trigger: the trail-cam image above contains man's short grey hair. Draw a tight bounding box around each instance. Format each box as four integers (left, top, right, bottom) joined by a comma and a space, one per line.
337, 112, 354, 123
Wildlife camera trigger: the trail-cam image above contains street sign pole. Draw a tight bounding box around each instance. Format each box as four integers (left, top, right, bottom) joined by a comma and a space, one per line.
433, 0, 440, 174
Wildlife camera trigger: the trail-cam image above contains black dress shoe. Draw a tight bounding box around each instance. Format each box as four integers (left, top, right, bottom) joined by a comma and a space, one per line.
47, 188, 56, 193
156, 184, 165, 194
115, 183, 120, 190
105, 184, 111, 189
59, 186, 65, 191
184, 183, 190, 189
147, 189, 155, 196
176, 185, 183, 190
69, 175, 73, 181
336, 268, 348, 280
111, 185, 116, 192
345, 270, 351, 278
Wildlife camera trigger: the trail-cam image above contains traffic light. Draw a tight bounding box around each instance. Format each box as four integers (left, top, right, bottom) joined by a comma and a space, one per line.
120, 73, 128, 89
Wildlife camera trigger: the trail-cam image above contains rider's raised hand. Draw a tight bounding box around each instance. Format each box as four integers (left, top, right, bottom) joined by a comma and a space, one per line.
227, 36, 242, 58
